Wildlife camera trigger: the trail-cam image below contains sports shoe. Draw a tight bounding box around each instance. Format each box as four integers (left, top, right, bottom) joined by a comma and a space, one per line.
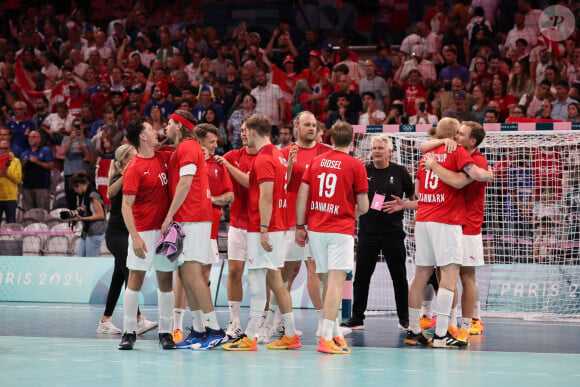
404, 330, 432, 346
257, 321, 275, 344
175, 327, 204, 349
456, 328, 470, 345
222, 334, 258, 351
432, 331, 468, 349
159, 333, 176, 349
118, 332, 136, 350
266, 334, 302, 350
469, 318, 485, 335
317, 337, 350, 354
136, 316, 158, 335
334, 336, 349, 352
448, 325, 459, 337
419, 315, 436, 330
398, 322, 409, 331
97, 320, 122, 334
196, 327, 227, 350
225, 320, 244, 342
172, 329, 183, 344
340, 318, 364, 330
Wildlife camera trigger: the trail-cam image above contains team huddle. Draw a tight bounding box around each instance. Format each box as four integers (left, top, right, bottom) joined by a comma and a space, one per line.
117, 109, 491, 353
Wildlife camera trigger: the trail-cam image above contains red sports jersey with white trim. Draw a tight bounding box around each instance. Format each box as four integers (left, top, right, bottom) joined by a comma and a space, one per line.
302, 150, 368, 235
206, 157, 234, 239
281, 142, 330, 227
416, 145, 474, 225
123, 151, 170, 232
224, 148, 256, 230
168, 139, 213, 223
247, 144, 288, 233
463, 150, 488, 235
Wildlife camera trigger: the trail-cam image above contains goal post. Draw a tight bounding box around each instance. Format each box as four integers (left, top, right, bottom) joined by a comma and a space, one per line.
351, 123, 580, 321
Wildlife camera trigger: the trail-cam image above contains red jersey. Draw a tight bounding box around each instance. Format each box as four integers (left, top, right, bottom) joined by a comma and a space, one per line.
303, 150, 368, 235
168, 139, 213, 223
416, 145, 474, 225
281, 142, 330, 227
463, 150, 488, 235
224, 148, 257, 230
206, 157, 234, 239
247, 144, 288, 233
123, 151, 170, 232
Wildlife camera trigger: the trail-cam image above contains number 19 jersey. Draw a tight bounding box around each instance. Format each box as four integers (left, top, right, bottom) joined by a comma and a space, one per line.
302, 150, 368, 235
416, 145, 474, 225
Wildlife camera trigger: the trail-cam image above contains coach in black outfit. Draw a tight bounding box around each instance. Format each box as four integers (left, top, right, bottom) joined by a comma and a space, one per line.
343, 135, 414, 329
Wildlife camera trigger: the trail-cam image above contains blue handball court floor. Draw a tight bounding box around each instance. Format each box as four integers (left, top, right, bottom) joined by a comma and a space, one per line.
1, 303, 580, 387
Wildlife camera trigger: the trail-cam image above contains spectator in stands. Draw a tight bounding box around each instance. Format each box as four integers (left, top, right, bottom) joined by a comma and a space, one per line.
373, 44, 392, 79
504, 10, 538, 52
400, 69, 428, 118
228, 94, 259, 150
193, 87, 226, 125
265, 27, 299, 68
0, 127, 22, 160
91, 74, 113, 118
552, 82, 576, 121
385, 99, 407, 125
42, 102, 75, 145
144, 81, 175, 120
329, 73, 364, 116
443, 91, 478, 122
510, 105, 526, 119
20, 130, 54, 212
471, 85, 488, 122
276, 124, 294, 149
325, 92, 358, 127
61, 117, 96, 210
251, 67, 285, 134
0, 139, 22, 223
31, 97, 50, 145
409, 96, 438, 125
6, 101, 35, 153
567, 103, 580, 123
507, 60, 534, 101
538, 100, 553, 120
359, 92, 386, 125
202, 106, 229, 155
566, 48, 580, 86
69, 170, 106, 257
396, 45, 436, 88
147, 106, 167, 139
360, 60, 390, 112
59, 22, 88, 62
519, 80, 552, 118
491, 76, 516, 120
442, 22, 469, 66
484, 109, 499, 123
439, 46, 470, 86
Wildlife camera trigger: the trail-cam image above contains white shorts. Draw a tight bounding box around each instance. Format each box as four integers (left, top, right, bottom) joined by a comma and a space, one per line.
415, 221, 463, 267
227, 226, 247, 261
284, 228, 311, 261
308, 231, 354, 274
179, 222, 212, 265
208, 238, 219, 265
127, 230, 178, 272
462, 234, 484, 267
247, 231, 285, 270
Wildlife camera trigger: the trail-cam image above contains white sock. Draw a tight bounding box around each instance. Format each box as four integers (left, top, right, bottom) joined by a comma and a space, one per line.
315, 309, 323, 325
191, 309, 205, 333
173, 308, 185, 331
473, 300, 481, 320
333, 317, 342, 338
435, 288, 454, 337
461, 317, 471, 331
422, 284, 435, 317
449, 306, 458, 328
322, 319, 334, 341
123, 289, 139, 333
228, 301, 241, 321
158, 291, 174, 333
245, 269, 267, 339
282, 312, 296, 337
204, 311, 220, 330
409, 307, 422, 334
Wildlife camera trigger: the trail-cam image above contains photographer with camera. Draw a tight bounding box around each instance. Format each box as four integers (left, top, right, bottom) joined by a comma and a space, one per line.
61, 117, 96, 210
68, 170, 105, 257
409, 97, 438, 125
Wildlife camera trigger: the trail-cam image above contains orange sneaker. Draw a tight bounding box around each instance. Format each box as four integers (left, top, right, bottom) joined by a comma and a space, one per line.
456, 328, 470, 345
172, 329, 183, 344
419, 315, 436, 330
222, 334, 258, 351
266, 334, 302, 350
317, 337, 350, 354
469, 318, 485, 335
334, 336, 348, 349
448, 325, 459, 337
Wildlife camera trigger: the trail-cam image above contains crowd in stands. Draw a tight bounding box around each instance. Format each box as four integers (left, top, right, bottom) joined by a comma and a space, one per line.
0, 1, 579, 241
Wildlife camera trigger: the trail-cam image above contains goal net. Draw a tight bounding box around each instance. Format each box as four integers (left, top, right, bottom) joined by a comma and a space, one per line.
353, 129, 580, 321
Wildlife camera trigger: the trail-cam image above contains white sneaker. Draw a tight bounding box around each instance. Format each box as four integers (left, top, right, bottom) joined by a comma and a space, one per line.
257, 320, 274, 344
136, 316, 158, 335
225, 319, 244, 341
97, 320, 122, 334
341, 326, 353, 336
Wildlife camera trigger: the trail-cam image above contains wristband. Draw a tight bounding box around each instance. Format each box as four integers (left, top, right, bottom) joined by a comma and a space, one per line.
260, 225, 269, 229
296, 224, 306, 230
